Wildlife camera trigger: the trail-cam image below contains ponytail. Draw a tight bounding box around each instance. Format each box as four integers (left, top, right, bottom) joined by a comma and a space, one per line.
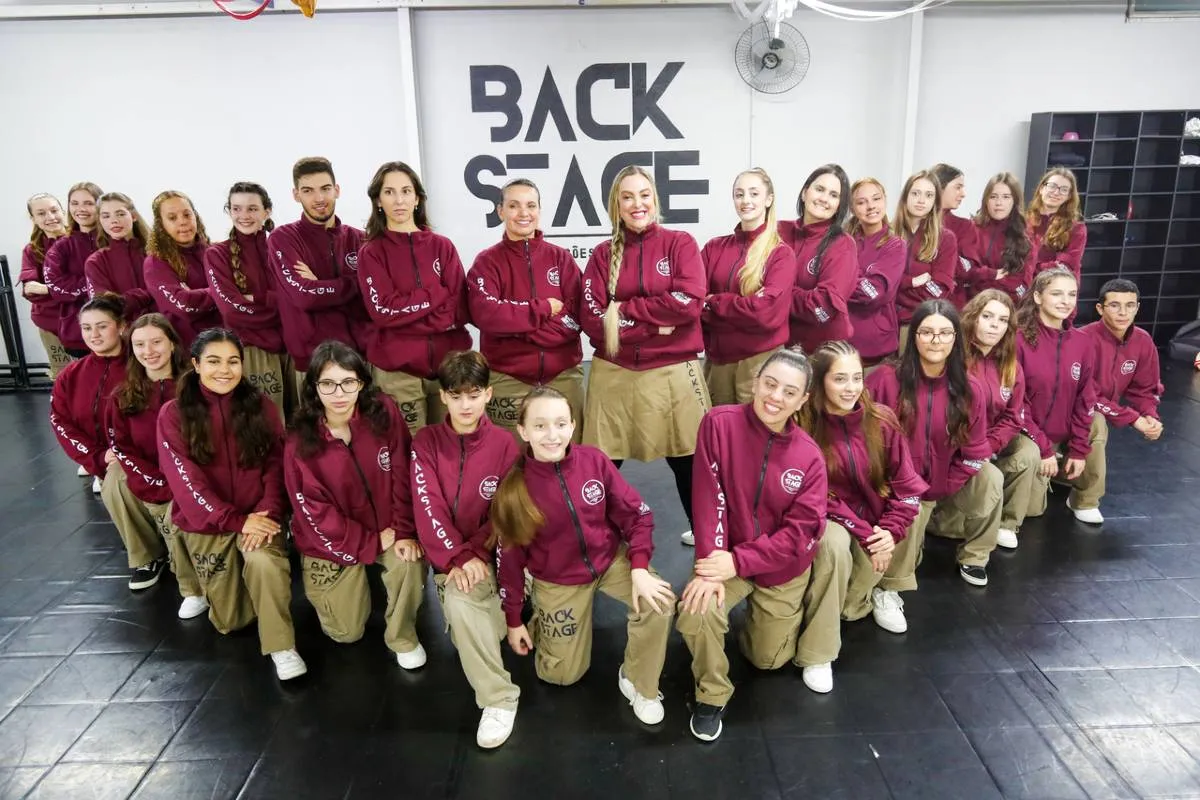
489, 454, 546, 549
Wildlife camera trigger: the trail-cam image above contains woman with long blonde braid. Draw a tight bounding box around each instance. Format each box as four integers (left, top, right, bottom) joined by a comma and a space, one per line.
580, 166, 710, 546
144, 190, 221, 348
700, 168, 795, 406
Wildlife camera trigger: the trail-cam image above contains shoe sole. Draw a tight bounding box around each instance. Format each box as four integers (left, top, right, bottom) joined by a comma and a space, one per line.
872, 616, 907, 634
996, 540, 1018, 550
128, 572, 163, 591
803, 678, 833, 694
690, 717, 723, 742
960, 571, 989, 587
275, 667, 308, 681
477, 732, 512, 750
178, 607, 208, 620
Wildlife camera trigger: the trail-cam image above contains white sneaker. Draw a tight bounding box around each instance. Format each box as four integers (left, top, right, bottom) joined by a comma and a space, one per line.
802, 662, 833, 694
996, 528, 1019, 550
269, 648, 308, 681
871, 588, 907, 634
91, 476, 102, 493
395, 643, 427, 670
680, 530, 695, 546
1067, 501, 1104, 525
476, 706, 517, 749
77, 464, 89, 477
618, 667, 665, 725
177, 595, 209, 620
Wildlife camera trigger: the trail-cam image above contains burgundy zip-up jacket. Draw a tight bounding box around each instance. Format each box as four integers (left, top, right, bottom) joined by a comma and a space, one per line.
85, 239, 154, 322
205, 231, 285, 354
944, 211, 985, 307
43, 230, 99, 350
1028, 215, 1086, 284
1081, 321, 1161, 427
693, 403, 828, 585
285, 396, 415, 566
778, 219, 857, 353
467, 231, 583, 385
157, 387, 286, 534
144, 244, 221, 349
581, 224, 705, 371
866, 364, 991, 502
816, 404, 927, 547
896, 222, 958, 324
847, 229, 906, 361
496, 444, 654, 627
358, 229, 471, 378
267, 216, 367, 371
699, 223, 794, 364
411, 416, 520, 574
1016, 321, 1096, 459
969, 356, 1028, 456
107, 377, 176, 505
974, 217, 1033, 304
19, 239, 64, 334
49, 351, 127, 476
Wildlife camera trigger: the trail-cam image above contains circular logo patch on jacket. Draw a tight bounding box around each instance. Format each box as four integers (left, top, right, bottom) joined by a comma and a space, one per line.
377, 447, 391, 472
1000, 386, 1012, 402
547, 266, 561, 287
1121, 359, 1137, 375
345, 252, 359, 269
806, 257, 818, 276
781, 468, 805, 494
479, 475, 499, 500
1071, 362, 1081, 381
433, 258, 443, 278
581, 479, 605, 506
656, 257, 671, 276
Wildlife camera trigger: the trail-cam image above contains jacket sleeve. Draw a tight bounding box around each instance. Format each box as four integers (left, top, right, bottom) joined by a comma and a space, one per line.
269, 229, 360, 311
602, 456, 655, 570
691, 415, 726, 560
987, 364, 1026, 455
824, 493, 875, 549
108, 405, 166, 497
923, 229, 958, 300
411, 433, 475, 572
467, 256, 548, 336
43, 238, 88, 301
204, 246, 271, 329
49, 365, 105, 475
731, 450, 827, 579
944, 381, 991, 497
848, 237, 905, 309
580, 248, 656, 347
356, 242, 439, 328
496, 540, 530, 628
1066, 348, 1097, 460
528, 252, 585, 349
705, 244, 795, 334
1124, 342, 1162, 421
789, 236, 856, 328
619, 233, 705, 328
144, 256, 216, 316
156, 403, 249, 534
285, 441, 378, 565
443, 240, 472, 330
255, 399, 287, 521
19, 244, 43, 286
876, 425, 928, 542
387, 402, 417, 540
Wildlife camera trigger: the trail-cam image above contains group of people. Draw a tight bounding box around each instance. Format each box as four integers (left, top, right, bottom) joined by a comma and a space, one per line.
24, 156, 1163, 748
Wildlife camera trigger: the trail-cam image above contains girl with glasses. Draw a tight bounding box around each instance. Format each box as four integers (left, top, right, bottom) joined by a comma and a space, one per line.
1027, 169, 1086, 287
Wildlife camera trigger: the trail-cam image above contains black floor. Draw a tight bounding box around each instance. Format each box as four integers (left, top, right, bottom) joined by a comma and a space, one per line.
2, 367, 1200, 799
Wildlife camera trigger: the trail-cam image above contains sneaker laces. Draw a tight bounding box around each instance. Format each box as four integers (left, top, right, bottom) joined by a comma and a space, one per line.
875, 589, 904, 613
480, 707, 510, 726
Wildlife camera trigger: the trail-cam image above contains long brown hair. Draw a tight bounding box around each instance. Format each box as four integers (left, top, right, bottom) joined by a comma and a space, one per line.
148, 190, 210, 280
845, 177, 892, 242
365, 161, 431, 241
972, 172, 1031, 274
95, 192, 152, 249
114, 314, 187, 415
66, 182, 102, 234
798, 340, 895, 497
895, 300, 973, 447
602, 166, 661, 357
734, 168, 782, 296
892, 170, 943, 263
292, 341, 392, 457
176, 329, 274, 467
1016, 266, 1076, 347
1026, 168, 1081, 252
26, 192, 66, 261
223, 182, 276, 293
961, 290, 1018, 388
489, 386, 572, 549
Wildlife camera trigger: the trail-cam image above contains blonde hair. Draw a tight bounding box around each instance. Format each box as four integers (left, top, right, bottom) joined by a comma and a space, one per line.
602, 166, 661, 357
845, 177, 893, 241
892, 170, 943, 263
734, 168, 783, 296
1026, 168, 1081, 252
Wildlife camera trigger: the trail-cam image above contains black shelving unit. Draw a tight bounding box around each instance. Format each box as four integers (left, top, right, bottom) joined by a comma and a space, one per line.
1026, 109, 1200, 346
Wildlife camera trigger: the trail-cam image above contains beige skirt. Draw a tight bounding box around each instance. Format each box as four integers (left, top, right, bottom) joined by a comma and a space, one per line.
703, 348, 778, 407
583, 359, 711, 461
487, 365, 585, 443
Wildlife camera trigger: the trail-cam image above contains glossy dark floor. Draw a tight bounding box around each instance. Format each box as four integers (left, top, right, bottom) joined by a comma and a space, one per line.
3, 367, 1200, 800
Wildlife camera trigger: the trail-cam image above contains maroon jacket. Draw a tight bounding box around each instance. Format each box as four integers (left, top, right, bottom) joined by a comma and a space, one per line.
267, 216, 367, 371
285, 396, 415, 566
866, 365, 991, 502
20, 239, 67, 333
496, 445, 654, 627
974, 217, 1033, 304
778, 219, 857, 353
847, 229, 905, 361
85, 239, 153, 323
581, 224, 704, 371
1081, 322, 1161, 427
358, 230, 471, 378
411, 416, 520, 574
1016, 321, 1096, 459
693, 404, 828, 585
1029, 215, 1086, 284
49, 351, 127, 476
896, 222, 958, 324
467, 231, 582, 385
205, 231, 285, 354
699, 223, 794, 364
157, 387, 286, 534
969, 356, 1027, 457
817, 405, 927, 547
43, 230, 99, 350
144, 244, 221, 349
107, 377, 176, 505
943, 211, 984, 307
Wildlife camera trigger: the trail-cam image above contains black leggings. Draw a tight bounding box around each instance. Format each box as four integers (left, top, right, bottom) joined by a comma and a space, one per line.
611, 455, 694, 529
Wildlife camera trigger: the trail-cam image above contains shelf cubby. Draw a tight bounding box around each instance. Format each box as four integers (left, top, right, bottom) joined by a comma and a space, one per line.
1097, 113, 1141, 139
1142, 111, 1185, 137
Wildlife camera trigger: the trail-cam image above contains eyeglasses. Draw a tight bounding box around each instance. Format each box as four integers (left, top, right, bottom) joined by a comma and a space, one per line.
915, 329, 957, 343
1103, 301, 1139, 313
1044, 182, 1072, 196
316, 378, 364, 395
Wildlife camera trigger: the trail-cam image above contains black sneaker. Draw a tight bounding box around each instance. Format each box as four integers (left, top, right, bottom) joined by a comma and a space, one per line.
689, 702, 726, 742
959, 564, 988, 587
129, 559, 166, 591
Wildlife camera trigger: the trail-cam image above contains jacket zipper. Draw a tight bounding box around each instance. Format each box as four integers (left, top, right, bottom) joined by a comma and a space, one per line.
329, 233, 339, 278
750, 435, 774, 538
526, 240, 545, 382
92, 360, 112, 452
451, 437, 466, 518
923, 381, 934, 481
408, 235, 435, 371
838, 417, 867, 516
555, 462, 598, 580
725, 241, 747, 293
1047, 331, 1065, 422
342, 440, 381, 532
216, 399, 236, 504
